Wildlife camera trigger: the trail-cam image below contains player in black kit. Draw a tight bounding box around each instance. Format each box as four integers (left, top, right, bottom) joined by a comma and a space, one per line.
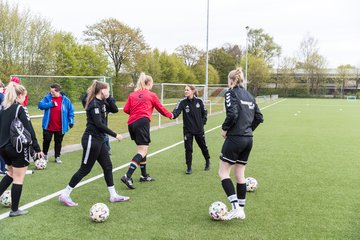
59, 80, 129, 206
172, 85, 210, 174
219, 68, 263, 220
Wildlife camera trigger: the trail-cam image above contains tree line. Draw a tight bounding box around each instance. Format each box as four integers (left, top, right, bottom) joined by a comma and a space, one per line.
0, 1, 357, 101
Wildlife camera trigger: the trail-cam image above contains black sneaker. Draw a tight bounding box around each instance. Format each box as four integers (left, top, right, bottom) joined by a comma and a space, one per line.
140, 174, 155, 182
185, 168, 192, 174
121, 175, 135, 189
9, 209, 29, 217
204, 162, 210, 171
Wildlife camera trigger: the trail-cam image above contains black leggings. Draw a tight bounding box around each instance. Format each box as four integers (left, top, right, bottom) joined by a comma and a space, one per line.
68, 134, 113, 188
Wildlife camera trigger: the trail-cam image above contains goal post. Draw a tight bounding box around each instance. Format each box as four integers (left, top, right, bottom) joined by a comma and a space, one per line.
156, 83, 228, 128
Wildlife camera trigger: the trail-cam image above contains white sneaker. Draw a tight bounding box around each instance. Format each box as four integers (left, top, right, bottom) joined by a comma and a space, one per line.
59, 194, 78, 207
110, 194, 130, 203
221, 208, 245, 220
55, 157, 62, 164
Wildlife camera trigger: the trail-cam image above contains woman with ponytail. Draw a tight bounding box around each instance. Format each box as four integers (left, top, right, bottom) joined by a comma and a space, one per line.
121, 73, 173, 189
59, 80, 129, 207
0, 82, 44, 217
218, 68, 264, 220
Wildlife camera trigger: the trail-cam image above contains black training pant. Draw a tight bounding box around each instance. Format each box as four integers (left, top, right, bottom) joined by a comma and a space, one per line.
184, 131, 210, 167
68, 134, 113, 188
42, 130, 64, 158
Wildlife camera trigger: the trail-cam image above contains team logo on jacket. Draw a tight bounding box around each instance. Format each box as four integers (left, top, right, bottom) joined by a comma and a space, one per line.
196, 103, 200, 108
185, 105, 190, 113
102, 105, 106, 113
240, 100, 255, 109
94, 108, 100, 114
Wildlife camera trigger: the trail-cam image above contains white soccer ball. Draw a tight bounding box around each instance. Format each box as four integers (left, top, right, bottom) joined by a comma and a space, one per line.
246, 177, 258, 192
0, 190, 12, 207
90, 203, 110, 222
209, 201, 228, 220
35, 158, 47, 170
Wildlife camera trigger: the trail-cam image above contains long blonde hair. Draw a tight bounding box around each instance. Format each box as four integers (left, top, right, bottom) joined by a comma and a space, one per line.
85, 80, 109, 109
228, 67, 244, 86
2, 82, 27, 109
135, 72, 153, 91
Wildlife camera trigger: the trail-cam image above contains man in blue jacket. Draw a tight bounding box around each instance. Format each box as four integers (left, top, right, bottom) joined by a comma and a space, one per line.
38, 83, 74, 163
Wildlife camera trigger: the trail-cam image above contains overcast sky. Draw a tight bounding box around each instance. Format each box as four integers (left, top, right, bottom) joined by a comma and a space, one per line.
11, 0, 360, 68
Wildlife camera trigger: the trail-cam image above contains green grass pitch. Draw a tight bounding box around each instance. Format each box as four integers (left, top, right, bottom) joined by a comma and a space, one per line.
1, 98, 360, 239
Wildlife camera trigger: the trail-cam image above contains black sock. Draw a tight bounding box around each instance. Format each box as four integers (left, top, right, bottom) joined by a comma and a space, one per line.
237, 183, 247, 207
221, 178, 236, 197
11, 183, 23, 212
0, 175, 13, 196
140, 156, 147, 177
222, 178, 238, 209
126, 153, 143, 178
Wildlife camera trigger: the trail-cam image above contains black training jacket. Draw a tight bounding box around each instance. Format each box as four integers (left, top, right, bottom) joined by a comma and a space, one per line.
172, 96, 207, 135
222, 86, 264, 136
84, 98, 118, 140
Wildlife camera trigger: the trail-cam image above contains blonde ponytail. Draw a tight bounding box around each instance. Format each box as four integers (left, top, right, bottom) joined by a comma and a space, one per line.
228, 67, 244, 86
135, 72, 153, 91
2, 82, 27, 109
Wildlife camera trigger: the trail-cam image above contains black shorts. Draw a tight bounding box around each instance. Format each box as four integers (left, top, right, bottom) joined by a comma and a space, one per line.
0, 143, 30, 168
220, 136, 253, 165
128, 117, 151, 145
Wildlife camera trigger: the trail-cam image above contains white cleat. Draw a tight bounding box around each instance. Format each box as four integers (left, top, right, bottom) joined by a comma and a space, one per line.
221, 208, 245, 220
110, 194, 130, 203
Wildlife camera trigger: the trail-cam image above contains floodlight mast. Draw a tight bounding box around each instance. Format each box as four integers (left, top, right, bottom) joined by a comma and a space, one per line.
245, 26, 249, 90
204, 0, 210, 102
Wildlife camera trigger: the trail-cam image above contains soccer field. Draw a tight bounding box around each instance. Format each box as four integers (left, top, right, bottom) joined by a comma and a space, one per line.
1, 98, 360, 239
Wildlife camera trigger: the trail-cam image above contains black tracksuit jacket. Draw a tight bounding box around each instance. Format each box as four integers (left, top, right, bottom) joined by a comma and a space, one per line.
172, 96, 207, 135
222, 85, 264, 136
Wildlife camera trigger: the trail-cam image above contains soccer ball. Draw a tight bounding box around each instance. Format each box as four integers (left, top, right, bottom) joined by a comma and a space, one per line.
246, 177, 258, 192
0, 190, 12, 207
35, 158, 47, 170
90, 203, 110, 222
209, 201, 228, 220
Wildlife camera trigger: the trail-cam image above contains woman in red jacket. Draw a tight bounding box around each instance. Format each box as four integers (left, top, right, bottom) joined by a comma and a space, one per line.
121, 73, 173, 190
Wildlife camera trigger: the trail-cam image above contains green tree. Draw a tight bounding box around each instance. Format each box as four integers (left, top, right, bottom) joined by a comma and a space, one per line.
296, 34, 328, 95
84, 18, 147, 80
243, 54, 271, 96
158, 52, 196, 83
135, 49, 162, 83
222, 43, 242, 66
336, 64, 356, 98
175, 44, 204, 68
209, 48, 236, 84
192, 59, 219, 85
247, 28, 281, 64
0, 1, 53, 79
276, 57, 296, 96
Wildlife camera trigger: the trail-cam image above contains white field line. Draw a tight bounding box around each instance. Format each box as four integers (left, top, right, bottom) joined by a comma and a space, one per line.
0, 99, 284, 220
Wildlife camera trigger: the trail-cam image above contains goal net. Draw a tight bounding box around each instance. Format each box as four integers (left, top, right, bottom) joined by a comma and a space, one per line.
154, 83, 228, 128
9, 75, 111, 106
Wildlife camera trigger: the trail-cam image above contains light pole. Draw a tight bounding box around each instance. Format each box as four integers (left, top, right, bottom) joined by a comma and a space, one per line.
204, 0, 210, 102
245, 26, 249, 90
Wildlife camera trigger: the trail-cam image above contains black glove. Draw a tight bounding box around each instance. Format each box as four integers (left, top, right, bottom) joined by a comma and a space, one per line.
69, 124, 73, 128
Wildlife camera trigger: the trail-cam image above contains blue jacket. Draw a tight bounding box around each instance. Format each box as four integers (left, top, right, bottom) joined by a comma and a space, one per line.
38, 93, 74, 134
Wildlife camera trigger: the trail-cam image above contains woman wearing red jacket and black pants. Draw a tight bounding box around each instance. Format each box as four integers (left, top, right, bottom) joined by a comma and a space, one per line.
121, 73, 173, 190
